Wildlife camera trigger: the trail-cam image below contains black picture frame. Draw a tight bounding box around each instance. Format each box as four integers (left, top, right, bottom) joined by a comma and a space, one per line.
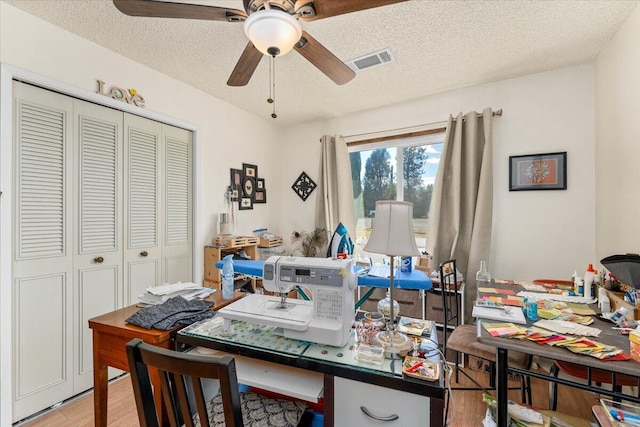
509, 152, 567, 191
242, 163, 258, 179
239, 197, 253, 210
242, 175, 256, 199
229, 168, 242, 201
256, 178, 265, 190
291, 171, 317, 201
254, 188, 267, 204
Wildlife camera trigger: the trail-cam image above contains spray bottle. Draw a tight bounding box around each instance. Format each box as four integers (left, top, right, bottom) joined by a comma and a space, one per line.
222, 254, 234, 300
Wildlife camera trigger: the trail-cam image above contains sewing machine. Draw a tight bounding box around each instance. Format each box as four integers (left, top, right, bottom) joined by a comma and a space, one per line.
217, 256, 356, 347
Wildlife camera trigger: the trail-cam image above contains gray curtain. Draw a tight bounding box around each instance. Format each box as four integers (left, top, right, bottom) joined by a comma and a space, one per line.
315, 135, 356, 239
426, 108, 494, 323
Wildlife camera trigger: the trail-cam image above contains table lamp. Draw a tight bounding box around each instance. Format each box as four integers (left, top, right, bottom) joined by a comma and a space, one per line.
365, 200, 420, 358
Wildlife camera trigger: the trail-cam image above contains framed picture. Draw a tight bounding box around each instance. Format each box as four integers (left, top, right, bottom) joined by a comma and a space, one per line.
242, 163, 258, 179
256, 178, 265, 190
242, 175, 256, 199
239, 197, 253, 210
509, 152, 567, 191
254, 188, 266, 204
229, 168, 242, 201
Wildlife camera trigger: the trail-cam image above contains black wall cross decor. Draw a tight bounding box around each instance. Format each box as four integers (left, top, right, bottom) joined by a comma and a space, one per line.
292, 171, 317, 201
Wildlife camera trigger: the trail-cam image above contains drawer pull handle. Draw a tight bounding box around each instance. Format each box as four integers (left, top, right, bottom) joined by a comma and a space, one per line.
94, 256, 104, 264
360, 406, 399, 422
140, 251, 148, 257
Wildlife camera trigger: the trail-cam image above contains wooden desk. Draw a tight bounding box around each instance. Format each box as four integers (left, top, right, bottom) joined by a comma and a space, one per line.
88, 292, 243, 427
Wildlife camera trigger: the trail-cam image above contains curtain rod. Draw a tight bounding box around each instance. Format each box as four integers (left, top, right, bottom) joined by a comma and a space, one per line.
343, 108, 502, 140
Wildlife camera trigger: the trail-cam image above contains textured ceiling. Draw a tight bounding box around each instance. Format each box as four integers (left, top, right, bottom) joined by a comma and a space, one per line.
5, 0, 638, 126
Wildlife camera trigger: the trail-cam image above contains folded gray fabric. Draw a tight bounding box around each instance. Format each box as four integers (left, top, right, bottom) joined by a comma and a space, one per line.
126, 297, 215, 330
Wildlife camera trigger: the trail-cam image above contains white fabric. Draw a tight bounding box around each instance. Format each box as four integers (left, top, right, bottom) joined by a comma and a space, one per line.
315, 135, 356, 240
426, 108, 494, 323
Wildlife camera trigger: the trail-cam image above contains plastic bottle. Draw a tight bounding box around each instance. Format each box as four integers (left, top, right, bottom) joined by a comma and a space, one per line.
574, 275, 583, 296
570, 270, 578, 285
221, 254, 234, 300
528, 298, 538, 322
584, 263, 595, 300
476, 260, 491, 303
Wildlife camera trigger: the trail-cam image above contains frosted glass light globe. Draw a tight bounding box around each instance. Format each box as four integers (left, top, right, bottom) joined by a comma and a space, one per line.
244, 9, 302, 56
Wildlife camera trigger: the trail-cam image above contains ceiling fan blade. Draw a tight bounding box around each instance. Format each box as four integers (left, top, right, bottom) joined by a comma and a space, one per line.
227, 42, 263, 87
296, 0, 407, 21
113, 0, 246, 22
294, 31, 355, 85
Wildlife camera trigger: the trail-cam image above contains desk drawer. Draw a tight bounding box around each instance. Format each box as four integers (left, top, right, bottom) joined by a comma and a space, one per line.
334, 377, 431, 426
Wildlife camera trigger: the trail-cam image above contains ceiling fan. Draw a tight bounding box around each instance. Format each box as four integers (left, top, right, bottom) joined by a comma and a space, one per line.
112, 0, 407, 87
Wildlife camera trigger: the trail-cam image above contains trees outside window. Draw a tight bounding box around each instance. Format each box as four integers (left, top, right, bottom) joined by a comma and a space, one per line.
349, 134, 444, 258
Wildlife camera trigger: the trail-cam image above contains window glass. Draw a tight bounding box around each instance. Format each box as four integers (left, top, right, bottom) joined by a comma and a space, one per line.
348, 133, 444, 262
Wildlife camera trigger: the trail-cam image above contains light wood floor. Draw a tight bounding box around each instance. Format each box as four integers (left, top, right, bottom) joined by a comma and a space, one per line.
19, 364, 599, 427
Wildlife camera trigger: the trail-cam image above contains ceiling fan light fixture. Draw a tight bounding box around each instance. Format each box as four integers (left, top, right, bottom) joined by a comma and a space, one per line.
244, 9, 302, 57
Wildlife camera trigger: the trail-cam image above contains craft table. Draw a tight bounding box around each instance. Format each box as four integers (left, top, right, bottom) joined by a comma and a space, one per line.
88, 291, 244, 427
475, 282, 640, 427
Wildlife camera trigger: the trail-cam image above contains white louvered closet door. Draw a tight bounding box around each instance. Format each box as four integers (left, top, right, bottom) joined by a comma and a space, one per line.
72, 99, 124, 393
12, 82, 74, 422
162, 124, 193, 284
124, 114, 162, 305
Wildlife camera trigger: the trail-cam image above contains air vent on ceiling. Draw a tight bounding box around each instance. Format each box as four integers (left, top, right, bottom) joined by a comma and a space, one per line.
346, 48, 395, 72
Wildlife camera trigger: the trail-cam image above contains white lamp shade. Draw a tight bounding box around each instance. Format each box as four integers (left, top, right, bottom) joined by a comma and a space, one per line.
364, 201, 420, 257
244, 9, 302, 56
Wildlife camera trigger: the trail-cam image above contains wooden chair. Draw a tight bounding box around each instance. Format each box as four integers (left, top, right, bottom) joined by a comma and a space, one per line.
435, 260, 532, 416
126, 338, 310, 427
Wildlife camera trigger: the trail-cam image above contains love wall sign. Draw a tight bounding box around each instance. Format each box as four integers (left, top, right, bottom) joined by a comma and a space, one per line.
96, 80, 145, 108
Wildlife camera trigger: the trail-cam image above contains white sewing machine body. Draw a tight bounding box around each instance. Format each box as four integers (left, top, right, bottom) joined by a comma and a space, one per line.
217, 256, 356, 347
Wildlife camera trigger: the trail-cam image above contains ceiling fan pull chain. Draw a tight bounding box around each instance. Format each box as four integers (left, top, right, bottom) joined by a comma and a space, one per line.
268, 55, 277, 119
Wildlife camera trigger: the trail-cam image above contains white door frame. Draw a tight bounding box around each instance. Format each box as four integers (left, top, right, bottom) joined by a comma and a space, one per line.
0, 63, 201, 425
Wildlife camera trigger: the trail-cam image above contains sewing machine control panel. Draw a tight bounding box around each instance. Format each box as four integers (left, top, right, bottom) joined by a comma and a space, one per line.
277, 265, 343, 287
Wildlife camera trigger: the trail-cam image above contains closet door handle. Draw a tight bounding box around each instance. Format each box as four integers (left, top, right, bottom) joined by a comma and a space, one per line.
94, 256, 104, 264
140, 251, 148, 257
360, 406, 399, 422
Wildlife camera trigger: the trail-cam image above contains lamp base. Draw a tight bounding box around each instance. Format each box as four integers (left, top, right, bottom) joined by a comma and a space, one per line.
373, 329, 413, 359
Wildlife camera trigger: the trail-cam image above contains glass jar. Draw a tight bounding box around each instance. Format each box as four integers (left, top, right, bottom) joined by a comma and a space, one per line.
377, 291, 400, 318
363, 311, 385, 329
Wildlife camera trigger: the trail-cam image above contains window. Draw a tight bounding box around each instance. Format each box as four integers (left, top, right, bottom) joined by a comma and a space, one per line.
348, 131, 445, 261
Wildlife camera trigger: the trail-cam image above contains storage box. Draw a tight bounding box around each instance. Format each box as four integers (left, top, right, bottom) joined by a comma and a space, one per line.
212, 235, 259, 248
606, 288, 640, 320
415, 255, 431, 275
630, 330, 640, 362
258, 236, 284, 248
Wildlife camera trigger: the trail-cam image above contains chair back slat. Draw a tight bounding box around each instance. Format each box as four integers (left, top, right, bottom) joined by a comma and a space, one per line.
191, 376, 212, 427
126, 338, 245, 427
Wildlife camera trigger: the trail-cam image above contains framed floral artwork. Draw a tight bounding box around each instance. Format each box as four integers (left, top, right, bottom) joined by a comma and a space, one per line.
509, 152, 567, 191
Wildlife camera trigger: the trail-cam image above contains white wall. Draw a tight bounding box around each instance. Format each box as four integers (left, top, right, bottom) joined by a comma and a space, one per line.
0, 3, 282, 424
595, 6, 640, 261
280, 65, 597, 282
